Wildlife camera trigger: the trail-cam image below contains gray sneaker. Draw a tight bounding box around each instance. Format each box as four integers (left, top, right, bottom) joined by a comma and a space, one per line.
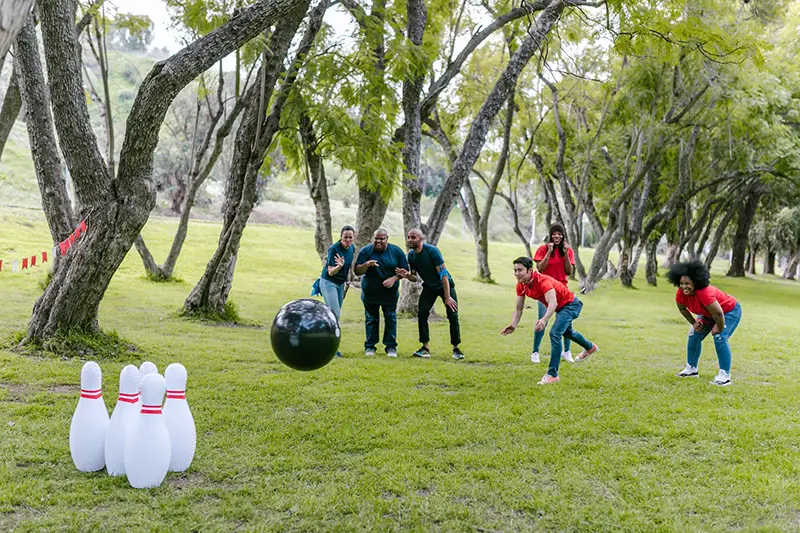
387, 348, 398, 358
677, 364, 699, 378
365, 348, 376, 357
710, 369, 731, 386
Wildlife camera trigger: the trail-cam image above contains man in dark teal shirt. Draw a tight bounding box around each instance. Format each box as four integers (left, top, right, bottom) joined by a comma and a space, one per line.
354, 228, 409, 357
395, 228, 464, 360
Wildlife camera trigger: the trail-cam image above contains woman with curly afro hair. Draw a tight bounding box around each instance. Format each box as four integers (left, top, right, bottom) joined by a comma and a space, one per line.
666, 259, 742, 386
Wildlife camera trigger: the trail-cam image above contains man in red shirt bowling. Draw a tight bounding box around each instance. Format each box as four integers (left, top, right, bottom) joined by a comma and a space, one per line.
501, 257, 598, 384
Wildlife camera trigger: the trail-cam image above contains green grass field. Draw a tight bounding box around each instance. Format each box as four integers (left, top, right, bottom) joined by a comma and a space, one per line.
2, 207, 800, 532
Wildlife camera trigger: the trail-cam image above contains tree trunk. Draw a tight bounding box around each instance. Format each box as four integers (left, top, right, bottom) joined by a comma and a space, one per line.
299, 110, 332, 260
25, 0, 304, 342
0, 63, 21, 161
463, 179, 490, 280
746, 246, 757, 274
14, 14, 75, 244
726, 191, 760, 277
763, 249, 775, 275
645, 234, 659, 286
783, 249, 800, 280
184, 0, 323, 316
425, 0, 564, 245
703, 205, 738, 271
0, 0, 34, 57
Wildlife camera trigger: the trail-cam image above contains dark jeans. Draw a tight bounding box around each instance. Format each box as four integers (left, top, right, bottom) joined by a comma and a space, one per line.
547, 296, 593, 377
418, 285, 461, 346
363, 296, 398, 351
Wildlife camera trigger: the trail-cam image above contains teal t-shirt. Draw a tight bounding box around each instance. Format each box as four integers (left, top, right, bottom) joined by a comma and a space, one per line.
356, 243, 409, 304
321, 241, 354, 285
407, 243, 452, 290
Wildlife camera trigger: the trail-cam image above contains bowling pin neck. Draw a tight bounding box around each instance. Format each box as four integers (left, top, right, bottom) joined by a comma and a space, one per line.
166, 389, 186, 400
80, 388, 102, 399
140, 404, 163, 415
118, 392, 139, 404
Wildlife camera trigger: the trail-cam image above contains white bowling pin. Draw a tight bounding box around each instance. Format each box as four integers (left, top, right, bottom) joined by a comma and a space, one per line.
105, 365, 140, 476
163, 363, 196, 472
124, 373, 171, 489
69, 361, 109, 472
137, 362, 157, 410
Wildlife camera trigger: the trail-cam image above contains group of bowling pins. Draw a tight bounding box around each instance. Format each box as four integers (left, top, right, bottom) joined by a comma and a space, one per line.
69, 360, 196, 489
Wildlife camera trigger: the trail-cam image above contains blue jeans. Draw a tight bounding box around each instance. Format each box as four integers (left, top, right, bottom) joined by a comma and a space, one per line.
547, 297, 593, 377
362, 295, 398, 351
319, 278, 345, 321
533, 301, 572, 354
687, 302, 741, 372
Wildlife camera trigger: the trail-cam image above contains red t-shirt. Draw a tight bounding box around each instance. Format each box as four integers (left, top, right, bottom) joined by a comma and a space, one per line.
516, 271, 575, 310
533, 245, 575, 285
675, 285, 737, 318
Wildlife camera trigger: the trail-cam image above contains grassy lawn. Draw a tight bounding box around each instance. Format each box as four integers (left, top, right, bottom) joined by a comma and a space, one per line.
2, 207, 800, 532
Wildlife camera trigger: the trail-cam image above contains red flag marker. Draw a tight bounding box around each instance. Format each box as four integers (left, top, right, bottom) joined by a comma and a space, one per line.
0, 260, 3, 272
42, 251, 48, 263
68, 233, 76, 246
30, 255, 37, 267
60, 241, 68, 256
80, 220, 87, 233
22, 257, 28, 270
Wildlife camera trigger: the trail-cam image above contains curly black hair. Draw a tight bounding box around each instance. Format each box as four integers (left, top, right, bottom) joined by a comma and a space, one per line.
666, 259, 711, 290
546, 223, 568, 256
513, 256, 534, 270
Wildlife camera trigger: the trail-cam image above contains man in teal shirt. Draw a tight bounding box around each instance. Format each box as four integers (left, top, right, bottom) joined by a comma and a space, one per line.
395, 228, 464, 360
354, 228, 409, 357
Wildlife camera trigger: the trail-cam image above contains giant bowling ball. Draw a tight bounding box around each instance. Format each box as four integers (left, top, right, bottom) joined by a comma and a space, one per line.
270, 299, 340, 371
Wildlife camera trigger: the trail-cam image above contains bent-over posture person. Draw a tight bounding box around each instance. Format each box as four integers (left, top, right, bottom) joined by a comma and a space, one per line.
354, 228, 409, 357
395, 228, 464, 360
666, 260, 741, 386
501, 257, 598, 385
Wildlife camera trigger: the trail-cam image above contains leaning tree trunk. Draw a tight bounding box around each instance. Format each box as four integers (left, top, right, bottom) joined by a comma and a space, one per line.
425, 0, 565, 245
14, 14, 75, 245
726, 191, 760, 277
184, 0, 324, 316
299, 110, 332, 260
25, 0, 304, 342
703, 203, 738, 271
0, 0, 34, 57
746, 246, 757, 274
0, 63, 21, 161
783, 249, 800, 280
463, 179, 491, 280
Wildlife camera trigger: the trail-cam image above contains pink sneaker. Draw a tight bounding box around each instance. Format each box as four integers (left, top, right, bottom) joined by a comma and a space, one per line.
575, 344, 599, 362
537, 374, 560, 385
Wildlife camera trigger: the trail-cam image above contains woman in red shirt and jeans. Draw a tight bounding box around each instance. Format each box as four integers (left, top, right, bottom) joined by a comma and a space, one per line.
531, 224, 576, 364
666, 260, 742, 386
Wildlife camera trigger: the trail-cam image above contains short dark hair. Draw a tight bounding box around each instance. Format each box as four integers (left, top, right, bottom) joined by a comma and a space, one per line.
340, 225, 355, 236
513, 256, 533, 270
666, 259, 711, 289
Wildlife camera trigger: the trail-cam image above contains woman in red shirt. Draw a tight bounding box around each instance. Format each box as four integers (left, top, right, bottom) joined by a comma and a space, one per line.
666, 260, 742, 386
531, 224, 576, 364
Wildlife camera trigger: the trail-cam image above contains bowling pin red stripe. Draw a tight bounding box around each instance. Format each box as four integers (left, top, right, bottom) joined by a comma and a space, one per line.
118, 392, 139, 404
140, 404, 162, 415
80, 389, 102, 399
166, 389, 186, 399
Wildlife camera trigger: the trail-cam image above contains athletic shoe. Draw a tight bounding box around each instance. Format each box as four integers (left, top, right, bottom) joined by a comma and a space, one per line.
413, 347, 431, 358
710, 369, 731, 386
575, 344, 599, 362
530, 351, 541, 363
537, 374, 560, 385
677, 364, 699, 378
452, 348, 465, 360
561, 351, 575, 363
365, 348, 376, 357
387, 348, 398, 358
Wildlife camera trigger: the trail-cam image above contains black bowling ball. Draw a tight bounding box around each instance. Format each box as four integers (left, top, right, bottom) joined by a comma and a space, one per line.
271, 299, 340, 371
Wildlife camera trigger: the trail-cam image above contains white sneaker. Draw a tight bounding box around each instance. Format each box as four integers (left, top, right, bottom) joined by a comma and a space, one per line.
365, 349, 376, 357
561, 351, 574, 363
387, 348, 398, 358
710, 369, 731, 386
530, 351, 540, 363
677, 364, 699, 378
